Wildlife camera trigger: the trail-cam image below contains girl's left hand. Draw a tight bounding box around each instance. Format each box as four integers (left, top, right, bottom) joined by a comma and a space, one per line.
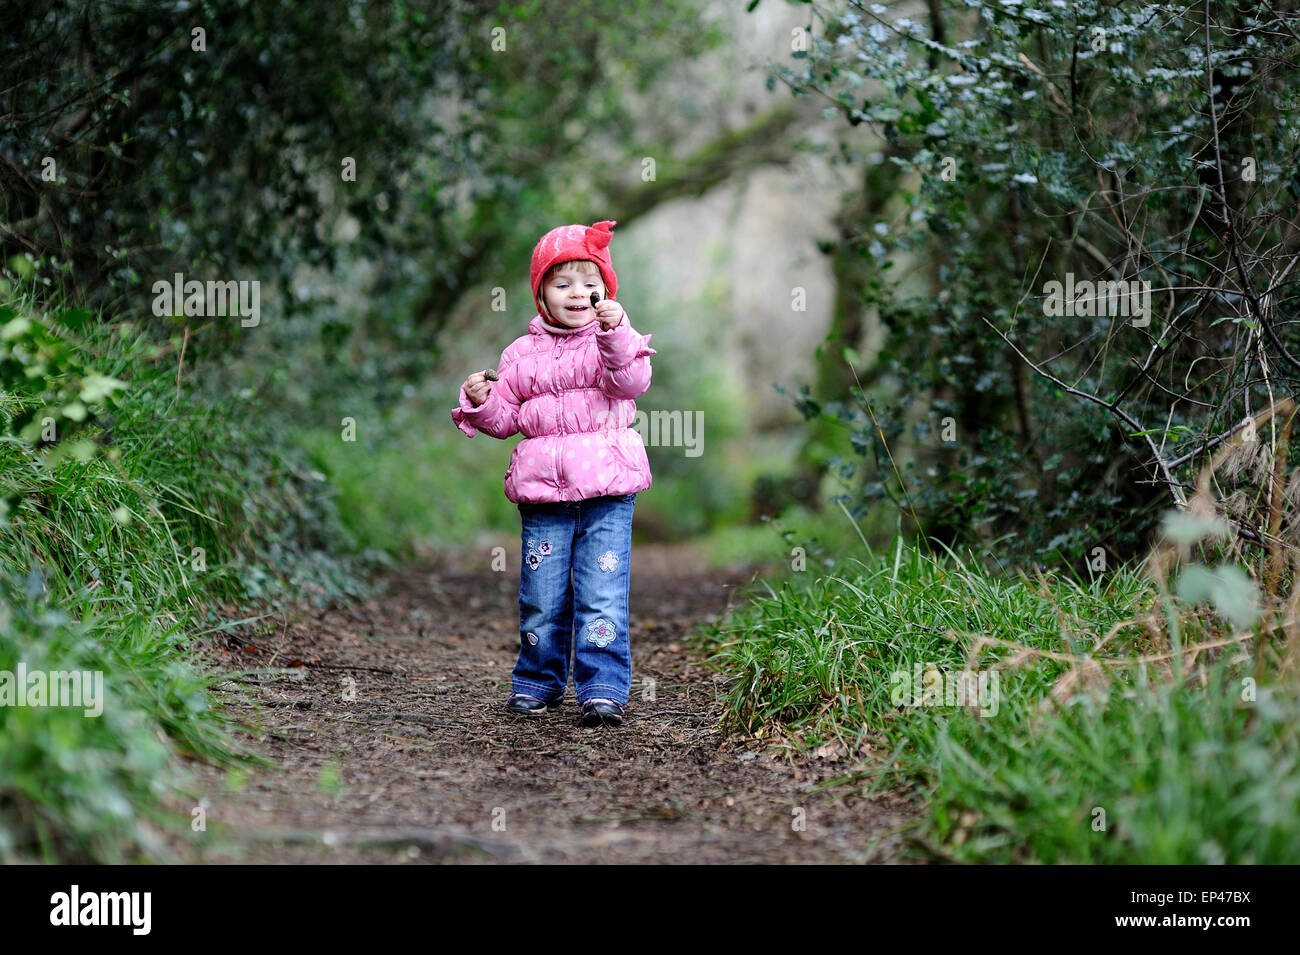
595, 298, 625, 331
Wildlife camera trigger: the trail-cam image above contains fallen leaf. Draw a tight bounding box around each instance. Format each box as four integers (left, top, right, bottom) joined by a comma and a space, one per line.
811, 741, 849, 761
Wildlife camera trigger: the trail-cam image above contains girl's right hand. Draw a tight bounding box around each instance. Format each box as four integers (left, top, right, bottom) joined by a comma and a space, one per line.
463, 371, 493, 407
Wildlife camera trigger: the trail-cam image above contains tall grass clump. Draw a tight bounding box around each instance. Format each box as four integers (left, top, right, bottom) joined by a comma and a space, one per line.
698, 501, 1300, 863
0, 279, 384, 861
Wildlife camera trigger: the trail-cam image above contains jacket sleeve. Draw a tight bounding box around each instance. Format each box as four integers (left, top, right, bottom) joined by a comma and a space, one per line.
595, 311, 656, 400
450, 357, 522, 439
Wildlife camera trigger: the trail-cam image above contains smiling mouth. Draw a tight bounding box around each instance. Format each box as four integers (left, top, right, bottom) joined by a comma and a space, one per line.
564, 306, 589, 313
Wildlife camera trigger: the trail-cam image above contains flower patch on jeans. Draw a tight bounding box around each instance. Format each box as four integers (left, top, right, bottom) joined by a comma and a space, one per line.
585, 618, 616, 648
524, 539, 553, 570
597, 550, 619, 573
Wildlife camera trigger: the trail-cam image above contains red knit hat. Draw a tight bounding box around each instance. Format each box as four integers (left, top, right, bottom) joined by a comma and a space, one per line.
529, 220, 618, 318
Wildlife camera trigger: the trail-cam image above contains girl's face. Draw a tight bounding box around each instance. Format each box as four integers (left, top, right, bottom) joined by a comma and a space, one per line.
541, 266, 605, 328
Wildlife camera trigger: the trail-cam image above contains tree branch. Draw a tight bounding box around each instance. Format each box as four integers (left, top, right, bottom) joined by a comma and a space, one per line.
982, 315, 1186, 508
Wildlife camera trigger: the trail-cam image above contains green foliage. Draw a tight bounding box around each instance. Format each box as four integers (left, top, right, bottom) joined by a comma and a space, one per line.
2, 0, 496, 335
1, 289, 381, 608
773, 1, 1300, 565
0, 285, 126, 509
0, 285, 380, 860
1, 0, 726, 396
0, 568, 219, 863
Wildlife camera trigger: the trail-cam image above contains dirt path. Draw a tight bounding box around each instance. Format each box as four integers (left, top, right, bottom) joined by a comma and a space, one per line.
169, 542, 916, 863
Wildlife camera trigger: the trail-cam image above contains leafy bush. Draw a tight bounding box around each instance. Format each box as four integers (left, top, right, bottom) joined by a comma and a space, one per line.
774, 1, 1300, 565
0, 285, 379, 860
0, 568, 210, 863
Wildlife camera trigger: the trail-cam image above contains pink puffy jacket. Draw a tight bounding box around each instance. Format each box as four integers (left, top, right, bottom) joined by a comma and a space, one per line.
451, 311, 657, 504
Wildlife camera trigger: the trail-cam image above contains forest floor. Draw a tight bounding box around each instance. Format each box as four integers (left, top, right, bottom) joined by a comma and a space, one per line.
164, 541, 919, 863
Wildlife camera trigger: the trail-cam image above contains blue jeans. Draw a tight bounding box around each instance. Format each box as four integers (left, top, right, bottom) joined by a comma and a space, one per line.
513, 493, 636, 706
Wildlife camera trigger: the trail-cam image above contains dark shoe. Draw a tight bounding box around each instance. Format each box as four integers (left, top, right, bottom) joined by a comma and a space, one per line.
506, 692, 561, 716
580, 698, 624, 727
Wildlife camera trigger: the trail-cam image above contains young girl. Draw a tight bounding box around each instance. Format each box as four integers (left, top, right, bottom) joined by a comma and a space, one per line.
450, 220, 656, 727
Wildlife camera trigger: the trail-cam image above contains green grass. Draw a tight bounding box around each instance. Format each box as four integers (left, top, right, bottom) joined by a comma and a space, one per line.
0, 286, 385, 861
0, 570, 223, 862
696, 518, 1300, 863
914, 659, 1300, 863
